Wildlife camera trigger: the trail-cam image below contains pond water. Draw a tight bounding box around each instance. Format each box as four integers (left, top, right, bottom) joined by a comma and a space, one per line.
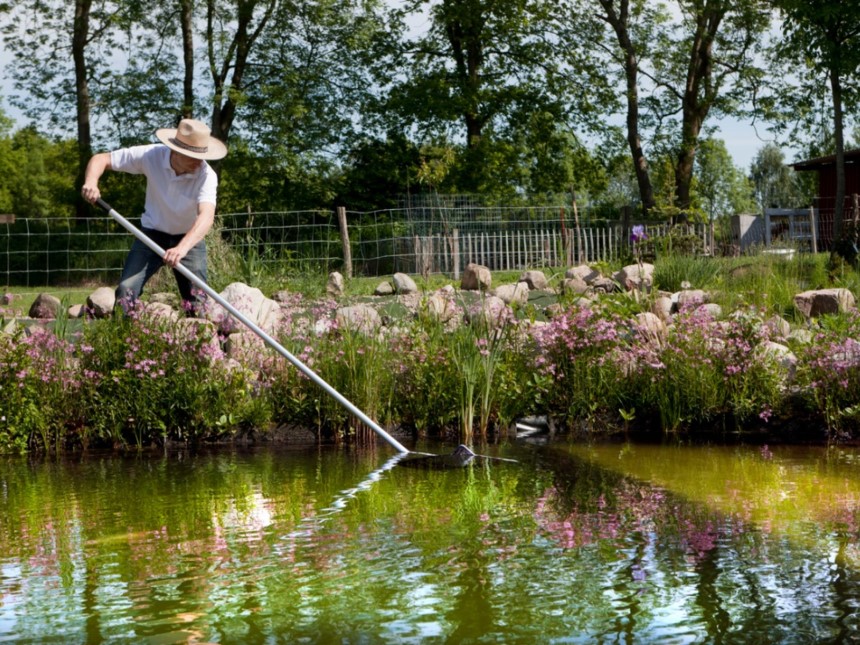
3, 438, 860, 643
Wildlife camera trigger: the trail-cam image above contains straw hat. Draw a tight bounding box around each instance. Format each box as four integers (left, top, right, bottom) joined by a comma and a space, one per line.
155, 118, 227, 160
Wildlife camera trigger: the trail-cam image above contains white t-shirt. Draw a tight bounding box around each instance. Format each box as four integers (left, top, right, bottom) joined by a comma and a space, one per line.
110, 144, 218, 235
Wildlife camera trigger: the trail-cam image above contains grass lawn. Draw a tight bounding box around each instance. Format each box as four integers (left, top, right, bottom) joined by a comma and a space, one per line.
3, 286, 95, 309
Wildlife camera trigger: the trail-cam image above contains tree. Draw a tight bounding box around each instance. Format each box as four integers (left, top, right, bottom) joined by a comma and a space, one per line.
770, 0, 860, 257
578, 0, 770, 217
374, 0, 609, 194
205, 0, 277, 148
749, 142, 802, 210
694, 137, 755, 221
588, 0, 661, 213
1, 0, 188, 217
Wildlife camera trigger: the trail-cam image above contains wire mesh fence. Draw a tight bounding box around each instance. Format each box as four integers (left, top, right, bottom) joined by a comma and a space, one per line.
1, 205, 713, 288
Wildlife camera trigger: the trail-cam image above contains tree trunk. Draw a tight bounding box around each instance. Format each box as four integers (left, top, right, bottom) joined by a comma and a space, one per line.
446, 12, 485, 149
73, 0, 93, 222
180, 0, 195, 119
599, 0, 655, 214
208, 0, 276, 167
673, 6, 722, 214
830, 66, 846, 254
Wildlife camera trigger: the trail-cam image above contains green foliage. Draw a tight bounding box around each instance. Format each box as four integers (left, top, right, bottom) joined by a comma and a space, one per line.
652, 254, 722, 293
694, 138, 757, 220
6, 251, 860, 453
794, 312, 860, 438
750, 142, 806, 210
75, 307, 265, 448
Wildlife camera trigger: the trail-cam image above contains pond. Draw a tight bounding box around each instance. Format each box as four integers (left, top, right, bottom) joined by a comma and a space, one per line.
3, 438, 860, 643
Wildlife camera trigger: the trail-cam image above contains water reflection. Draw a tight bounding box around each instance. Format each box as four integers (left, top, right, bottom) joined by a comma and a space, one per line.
3, 442, 860, 641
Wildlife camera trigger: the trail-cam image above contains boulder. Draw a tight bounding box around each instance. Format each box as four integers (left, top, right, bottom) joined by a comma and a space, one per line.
614, 262, 654, 291
142, 301, 180, 321
460, 263, 492, 291
755, 341, 797, 382
206, 282, 282, 334
466, 295, 509, 329
29, 293, 62, 319
374, 281, 394, 296
676, 289, 707, 310
565, 265, 600, 284
393, 272, 418, 294
326, 271, 345, 298
336, 304, 382, 334
493, 282, 529, 306
794, 288, 855, 319
87, 287, 116, 318
561, 277, 589, 296
651, 295, 674, 323
425, 289, 460, 323
518, 270, 548, 290
68, 304, 85, 319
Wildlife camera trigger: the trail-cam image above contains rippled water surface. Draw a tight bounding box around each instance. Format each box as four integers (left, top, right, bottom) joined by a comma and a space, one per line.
4, 439, 860, 643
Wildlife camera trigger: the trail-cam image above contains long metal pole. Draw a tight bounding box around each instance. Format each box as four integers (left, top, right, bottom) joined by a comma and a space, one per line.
98, 199, 410, 454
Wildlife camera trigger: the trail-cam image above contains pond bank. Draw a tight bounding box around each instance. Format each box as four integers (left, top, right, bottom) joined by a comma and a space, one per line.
3, 255, 860, 454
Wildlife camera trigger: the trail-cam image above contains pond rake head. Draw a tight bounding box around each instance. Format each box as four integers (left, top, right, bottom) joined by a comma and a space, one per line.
96, 199, 514, 463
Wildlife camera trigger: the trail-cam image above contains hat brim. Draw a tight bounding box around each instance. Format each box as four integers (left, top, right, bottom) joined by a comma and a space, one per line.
155, 128, 228, 160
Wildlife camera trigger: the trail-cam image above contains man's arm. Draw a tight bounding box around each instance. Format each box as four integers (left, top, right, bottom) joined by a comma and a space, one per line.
81, 152, 112, 204
162, 202, 216, 268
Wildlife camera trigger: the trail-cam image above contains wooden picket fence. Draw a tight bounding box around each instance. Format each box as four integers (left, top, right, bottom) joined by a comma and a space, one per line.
409, 224, 711, 278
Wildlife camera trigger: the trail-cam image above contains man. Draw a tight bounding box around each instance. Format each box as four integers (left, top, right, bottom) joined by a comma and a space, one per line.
81, 118, 228, 315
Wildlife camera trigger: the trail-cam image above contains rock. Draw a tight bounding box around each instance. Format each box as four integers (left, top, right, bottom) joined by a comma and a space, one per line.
29, 293, 62, 319
794, 288, 855, 319
493, 282, 529, 306
698, 303, 723, 319
425, 290, 460, 323
591, 277, 617, 294
756, 341, 797, 382
565, 265, 600, 284
676, 289, 707, 308
393, 272, 418, 294
142, 301, 180, 321
225, 330, 266, 365
68, 304, 85, 319
788, 329, 813, 344
205, 282, 282, 334
561, 277, 589, 295
635, 311, 666, 343
326, 271, 345, 298
460, 263, 492, 291
614, 262, 654, 291
149, 292, 180, 308
87, 287, 116, 318
518, 270, 548, 290
374, 281, 394, 296
466, 295, 509, 329
651, 295, 674, 323
336, 304, 382, 334
764, 315, 791, 339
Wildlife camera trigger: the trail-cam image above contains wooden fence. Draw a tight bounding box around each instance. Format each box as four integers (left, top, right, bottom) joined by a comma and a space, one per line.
408, 224, 711, 278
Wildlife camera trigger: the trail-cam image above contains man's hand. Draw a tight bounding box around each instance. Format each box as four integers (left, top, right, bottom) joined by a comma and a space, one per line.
81, 183, 101, 204
163, 247, 187, 268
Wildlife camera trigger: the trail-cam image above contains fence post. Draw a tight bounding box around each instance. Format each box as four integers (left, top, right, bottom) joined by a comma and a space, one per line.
452, 229, 460, 280
809, 205, 818, 254
336, 206, 352, 278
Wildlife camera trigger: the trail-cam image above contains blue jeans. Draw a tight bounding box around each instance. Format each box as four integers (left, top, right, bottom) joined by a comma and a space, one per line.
115, 228, 207, 315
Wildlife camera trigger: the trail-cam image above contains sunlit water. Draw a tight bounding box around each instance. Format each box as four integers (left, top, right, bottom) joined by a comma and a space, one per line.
4, 439, 860, 643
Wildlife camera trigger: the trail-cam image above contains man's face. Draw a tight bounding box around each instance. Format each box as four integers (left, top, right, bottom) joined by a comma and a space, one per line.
170, 150, 203, 175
